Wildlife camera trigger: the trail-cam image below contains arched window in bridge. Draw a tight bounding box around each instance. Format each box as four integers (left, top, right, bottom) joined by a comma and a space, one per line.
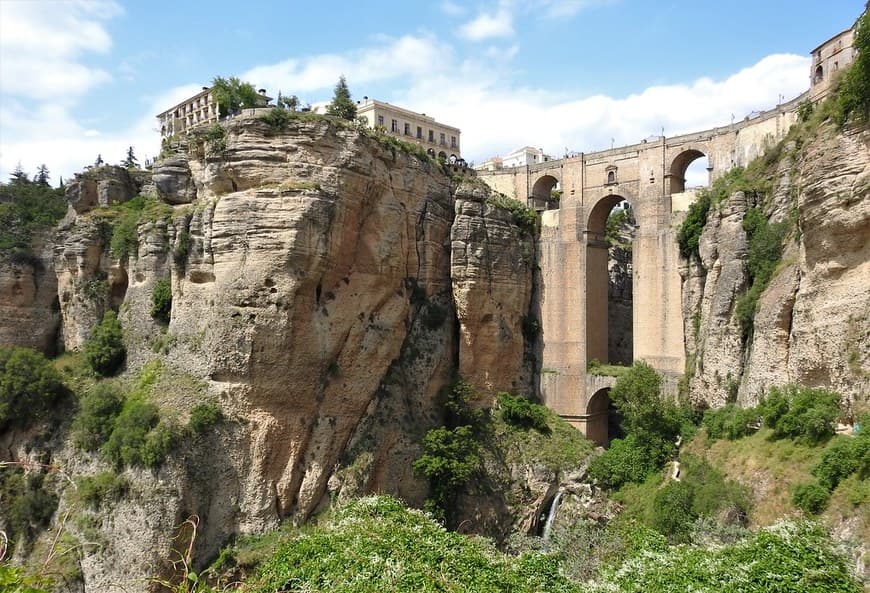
605, 165, 618, 185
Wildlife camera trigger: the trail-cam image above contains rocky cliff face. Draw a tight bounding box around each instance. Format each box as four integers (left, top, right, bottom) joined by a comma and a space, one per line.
681, 123, 869, 411
0, 117, 541, 589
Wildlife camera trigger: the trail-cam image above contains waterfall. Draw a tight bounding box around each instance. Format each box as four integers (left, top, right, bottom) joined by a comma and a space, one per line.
542, 490, 563, 541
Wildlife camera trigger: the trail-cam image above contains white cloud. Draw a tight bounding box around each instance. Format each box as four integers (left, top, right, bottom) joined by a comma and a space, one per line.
459, 5, 514, 41
398, 53, 810, 169
0, 84, 197, 184
441, 1, 466, 16
243, 35, 449, 96
540, 0, 614, 18
0, 0, 121, 100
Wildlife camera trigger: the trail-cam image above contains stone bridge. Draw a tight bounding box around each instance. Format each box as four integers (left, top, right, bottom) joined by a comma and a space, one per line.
477, 93, 806, 443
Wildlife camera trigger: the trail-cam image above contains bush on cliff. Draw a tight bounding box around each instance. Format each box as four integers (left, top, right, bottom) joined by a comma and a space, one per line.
836, 5, 870, 125
83, 311, 126, 376
760, 384, 841, 444
150, 278, 172, 324
0, 347, 66, 431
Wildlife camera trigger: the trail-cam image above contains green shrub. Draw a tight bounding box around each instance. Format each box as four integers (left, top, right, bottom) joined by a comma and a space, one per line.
703, 403, 760, 440
140, 420, 177, 468
412, 425, 481, 517
792, 480, 830, 514
101, 398, 160, 468
486, 194, 539, 237
83, 310, 125, 376
258, 107, 296, 132
601, 520, 861, 592
188, 401, 224, 434
150, 278, 172, 324
587, 435, 658, 489
246, 496, 582, 593
0, 347, 65, 431
650, 480, 697, 542
736, 207, 789, 341
677, 190, 711, 259
760, 384, 841, 443
0, 469, 58, 548
497, 393, 549, 433
72, 383, 124, 451
812, 437, 859, 490
0, 176, 67, 252
75, 471, 128, 507
835, 8, 870, 125
610, 361, 682, 466
444, 380, 486, 428
680, 454, 751, 522
173, 229, 191, 268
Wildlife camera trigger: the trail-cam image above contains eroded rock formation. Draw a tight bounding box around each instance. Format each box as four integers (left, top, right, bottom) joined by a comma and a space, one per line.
681, 124, 870, 410
0, 117, 541, 589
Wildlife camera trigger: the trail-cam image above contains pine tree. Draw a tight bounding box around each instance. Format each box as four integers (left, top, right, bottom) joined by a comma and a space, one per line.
326, 76, 357, 121
34, 164, 50, 186
121, 146, 138, 169
9, 162, 29, 185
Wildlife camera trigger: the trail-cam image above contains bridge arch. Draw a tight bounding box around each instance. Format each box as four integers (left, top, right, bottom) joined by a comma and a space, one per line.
586, 388, 609, 446
585, 192, 634, 366
531, 174, 559, 199
529, 174, 560, 210
667, 148, 708, 194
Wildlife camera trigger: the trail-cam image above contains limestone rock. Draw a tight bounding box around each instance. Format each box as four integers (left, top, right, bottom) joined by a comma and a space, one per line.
0, 240, 59, 354
152, 154, 196, 203
65, 165, 142, 214
682, 124, 870, 409
451, 183, 535, 398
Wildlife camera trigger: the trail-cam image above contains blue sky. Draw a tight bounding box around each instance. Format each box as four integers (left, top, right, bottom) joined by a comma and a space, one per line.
0, 0, 864, 184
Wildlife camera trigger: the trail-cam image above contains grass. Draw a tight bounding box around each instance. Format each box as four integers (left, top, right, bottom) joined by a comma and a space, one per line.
587, 359, 630, 378
683, 428, 828, 526
489, 400, 593, 475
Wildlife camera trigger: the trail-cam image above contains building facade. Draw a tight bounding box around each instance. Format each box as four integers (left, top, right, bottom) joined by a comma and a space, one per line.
157, 87, 271, 139
355, 98, 461, 159
475, 146, 553, 171
810, 27, 856, 100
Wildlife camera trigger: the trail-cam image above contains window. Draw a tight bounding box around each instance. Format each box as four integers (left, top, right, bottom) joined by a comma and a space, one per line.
439, 132, 446, 146
428, 130, 434, 142
417, 126, 423, 139
391, 119, 398, 133
404, 123, 411, 135
450, 136, 457, 148
607, 170, 616, 184
377, 115, 384, 126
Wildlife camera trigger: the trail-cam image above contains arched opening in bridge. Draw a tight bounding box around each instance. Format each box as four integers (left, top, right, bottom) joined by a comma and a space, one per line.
668, 149, 710, 194
585, 194, 634, 366
530, 175, 559, 210
585, 388, 623, 446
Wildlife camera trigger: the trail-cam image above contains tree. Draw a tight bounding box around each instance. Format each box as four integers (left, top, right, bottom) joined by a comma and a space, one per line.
837, 4, 870, 124
210, 76, 260, 117
34, 164, 50, 186
277, 91, 299, 111
9, 162, 29, 185
84, 310, 126, 376
0, 347, 65, 431
326, 75, 357, 121
121, 146, 138, 169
